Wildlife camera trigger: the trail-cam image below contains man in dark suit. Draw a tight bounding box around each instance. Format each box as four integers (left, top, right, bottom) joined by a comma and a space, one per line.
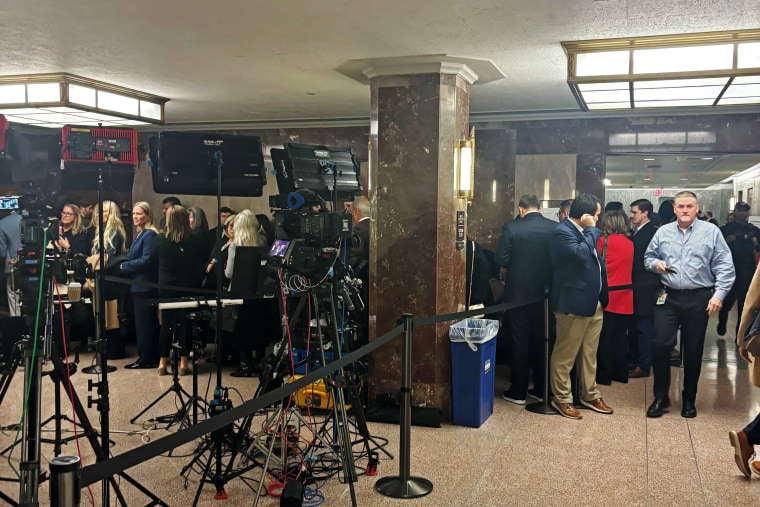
496, 194, 556, 405
629, 199, 660, 378
549, 193, 612, 419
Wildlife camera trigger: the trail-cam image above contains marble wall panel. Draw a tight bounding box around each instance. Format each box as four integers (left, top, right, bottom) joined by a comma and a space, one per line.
469, 128, 516, 251
515, 154, 576, 214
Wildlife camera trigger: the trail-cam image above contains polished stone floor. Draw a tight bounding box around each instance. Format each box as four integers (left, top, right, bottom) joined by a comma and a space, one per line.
2, 312, 760, 506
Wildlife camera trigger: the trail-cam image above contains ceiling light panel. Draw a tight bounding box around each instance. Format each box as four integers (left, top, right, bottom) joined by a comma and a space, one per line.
576, 51, 629, 77
633, 44, 733, 74
634, 85, 724, 101
27, 83, 60, 102
738, 42, 760, 69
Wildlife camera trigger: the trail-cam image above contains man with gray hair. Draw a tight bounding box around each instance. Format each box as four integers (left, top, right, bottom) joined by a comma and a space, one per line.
347, 195, 370, 345
644, 191, 735, 418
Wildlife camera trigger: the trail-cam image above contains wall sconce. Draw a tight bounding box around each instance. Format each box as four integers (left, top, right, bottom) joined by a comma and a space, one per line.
457, 127, 475, 201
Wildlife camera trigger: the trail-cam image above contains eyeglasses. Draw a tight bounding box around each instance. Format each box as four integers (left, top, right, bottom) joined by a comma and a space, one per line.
61, 212, 75, 217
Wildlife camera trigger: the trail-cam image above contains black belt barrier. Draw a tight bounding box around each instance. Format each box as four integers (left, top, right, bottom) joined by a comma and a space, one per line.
78, 274, 645, 487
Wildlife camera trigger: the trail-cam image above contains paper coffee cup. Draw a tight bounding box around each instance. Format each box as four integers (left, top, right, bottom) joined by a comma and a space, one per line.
67, 282, 81, 302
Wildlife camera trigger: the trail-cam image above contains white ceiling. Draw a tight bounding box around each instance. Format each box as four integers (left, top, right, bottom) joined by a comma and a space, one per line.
1, 0, 759, 125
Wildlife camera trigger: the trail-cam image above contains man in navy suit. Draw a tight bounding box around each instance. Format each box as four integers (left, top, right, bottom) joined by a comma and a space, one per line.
549, 194, 613, 419
496, 194, 556, 405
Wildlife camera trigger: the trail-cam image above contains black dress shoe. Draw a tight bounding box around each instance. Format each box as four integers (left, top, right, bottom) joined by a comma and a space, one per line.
681, 398, 697, 418
646, 397, 671, 418
126, 362, 158, 370
125, 362, 142, 369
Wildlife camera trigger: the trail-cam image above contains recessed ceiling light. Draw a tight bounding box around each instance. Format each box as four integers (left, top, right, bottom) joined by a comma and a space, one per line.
680, 178, 689, 181
644, 158, 656, 161
643, 177, 652, 181
701, 157, 714, 160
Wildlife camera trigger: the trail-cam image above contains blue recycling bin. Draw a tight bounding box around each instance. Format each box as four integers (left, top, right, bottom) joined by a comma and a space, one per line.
449, 319, 499, 428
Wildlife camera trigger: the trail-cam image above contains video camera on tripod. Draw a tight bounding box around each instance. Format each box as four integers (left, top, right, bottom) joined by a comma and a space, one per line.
10, 192, 85, 309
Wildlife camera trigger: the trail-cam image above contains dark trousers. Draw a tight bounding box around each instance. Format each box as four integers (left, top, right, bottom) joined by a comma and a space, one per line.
652, 288, 712, 401
133, 293, 160, 365
506, 301, 546, 398
596, 311, 630, 384
718, 273, 752, 336
159, 309, 189, 358
635, 314, 655, 371
744, 412, 760, 446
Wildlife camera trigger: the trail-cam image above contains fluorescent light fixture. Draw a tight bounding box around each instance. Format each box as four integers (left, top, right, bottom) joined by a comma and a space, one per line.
680, 178, 689, 181
457, 127, 475, 201
701, 157, 714, 160
603, 178, 612, 186
644, 158, 656, 161
0, 73, 168, 127
562, 29, 760, 111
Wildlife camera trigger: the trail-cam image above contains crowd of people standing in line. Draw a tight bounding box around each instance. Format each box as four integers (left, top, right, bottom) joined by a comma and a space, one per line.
493, 192, 747, 420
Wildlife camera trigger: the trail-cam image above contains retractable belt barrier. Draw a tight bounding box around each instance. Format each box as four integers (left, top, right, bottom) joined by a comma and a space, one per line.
79, 274, 645, 487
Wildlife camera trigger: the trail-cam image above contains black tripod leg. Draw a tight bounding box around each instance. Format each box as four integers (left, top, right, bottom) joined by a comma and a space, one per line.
130, 386, 179, 424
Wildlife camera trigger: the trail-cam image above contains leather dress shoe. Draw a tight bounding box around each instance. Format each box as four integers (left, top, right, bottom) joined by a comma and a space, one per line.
646, 397, 670, 418
628, 366, 650, 378
551, 400, 582, 419
751, 460, 760, 477
729, 430, 754, 478
681, 398, 697, 418
580, 398, 614, 414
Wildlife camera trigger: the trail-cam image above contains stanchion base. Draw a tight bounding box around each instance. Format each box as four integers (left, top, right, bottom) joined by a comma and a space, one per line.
82, 364, 117, 375
375, 476, 433, 498
525, 401, 557, 415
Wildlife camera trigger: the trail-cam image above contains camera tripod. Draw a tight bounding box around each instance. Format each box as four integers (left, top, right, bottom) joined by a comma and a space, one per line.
130, 312, 206, 429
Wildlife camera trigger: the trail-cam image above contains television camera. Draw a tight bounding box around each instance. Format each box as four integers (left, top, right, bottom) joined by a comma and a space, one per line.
10, 192, 87, 308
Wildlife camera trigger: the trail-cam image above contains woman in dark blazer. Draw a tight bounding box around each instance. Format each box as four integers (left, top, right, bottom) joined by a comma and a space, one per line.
56, 204, 93, 256
151, 205, 206, 375
120, 201, 160, 369
595, 210, 634, 385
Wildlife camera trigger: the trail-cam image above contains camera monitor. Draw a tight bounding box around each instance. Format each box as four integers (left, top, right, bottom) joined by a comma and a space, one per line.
149, 132, 267, 197
270, 143, 361, 203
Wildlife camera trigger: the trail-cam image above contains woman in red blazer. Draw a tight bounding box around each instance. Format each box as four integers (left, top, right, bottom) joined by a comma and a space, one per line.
596, 210, 634, 384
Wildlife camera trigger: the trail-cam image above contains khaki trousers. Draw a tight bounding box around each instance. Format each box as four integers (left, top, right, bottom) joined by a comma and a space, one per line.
551, 302, 604, 404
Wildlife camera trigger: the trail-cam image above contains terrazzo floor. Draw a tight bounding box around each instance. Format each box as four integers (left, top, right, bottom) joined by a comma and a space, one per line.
2, 311, 760, 506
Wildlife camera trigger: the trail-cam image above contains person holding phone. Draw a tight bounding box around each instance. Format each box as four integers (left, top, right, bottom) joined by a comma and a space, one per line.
644, 191, 735, 418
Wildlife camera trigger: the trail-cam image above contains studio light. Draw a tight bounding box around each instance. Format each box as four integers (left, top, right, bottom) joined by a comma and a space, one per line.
0, 73, 168, 128
457, 127, 475, 201
562, 29, 760, 111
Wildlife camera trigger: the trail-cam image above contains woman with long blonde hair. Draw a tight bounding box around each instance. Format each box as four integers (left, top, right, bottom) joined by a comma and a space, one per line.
91, 200, 127, 258
120, 201, 160, 369
88, 200, 128, 359
151, 205, 206, 375
224, 210, 270, 377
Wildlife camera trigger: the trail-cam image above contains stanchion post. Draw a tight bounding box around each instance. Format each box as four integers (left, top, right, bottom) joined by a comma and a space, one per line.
375, 313, 433, 499
526, 287, 557, 415
49, 455, 80, 507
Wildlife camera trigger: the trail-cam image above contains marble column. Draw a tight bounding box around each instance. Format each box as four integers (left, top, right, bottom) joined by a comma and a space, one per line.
367, 71, 472, 416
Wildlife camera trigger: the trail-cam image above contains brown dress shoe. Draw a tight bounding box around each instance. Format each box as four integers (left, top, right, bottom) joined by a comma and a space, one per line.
580, 398, 614, 414
730, 430, 754, 478
751, 460, 760, 477
628, 366, 650, 378
551, 400, 582, 419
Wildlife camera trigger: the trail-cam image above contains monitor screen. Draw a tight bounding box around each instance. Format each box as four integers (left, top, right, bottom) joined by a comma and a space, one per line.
0, 196, 19, 210
269, 239, 291, 258
150, 132, 267, 197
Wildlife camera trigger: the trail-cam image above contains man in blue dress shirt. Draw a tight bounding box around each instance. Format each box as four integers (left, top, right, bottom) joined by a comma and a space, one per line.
644, 191, 735, 418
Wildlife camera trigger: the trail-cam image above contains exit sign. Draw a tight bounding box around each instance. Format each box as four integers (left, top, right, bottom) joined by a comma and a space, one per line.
654, 188, 663, 196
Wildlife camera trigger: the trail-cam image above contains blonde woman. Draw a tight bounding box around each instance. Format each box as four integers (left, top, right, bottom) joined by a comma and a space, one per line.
56, 203, 92, 256
91, 200, 127, 258
120, 202, 160, 369
224, 210, 270, 377
88, 200, 127, 359
204, 213, 236, 290
151, 205, 206, 375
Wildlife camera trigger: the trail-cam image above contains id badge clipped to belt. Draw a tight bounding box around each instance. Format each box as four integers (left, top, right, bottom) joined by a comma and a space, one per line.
656, 289, 667, 305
